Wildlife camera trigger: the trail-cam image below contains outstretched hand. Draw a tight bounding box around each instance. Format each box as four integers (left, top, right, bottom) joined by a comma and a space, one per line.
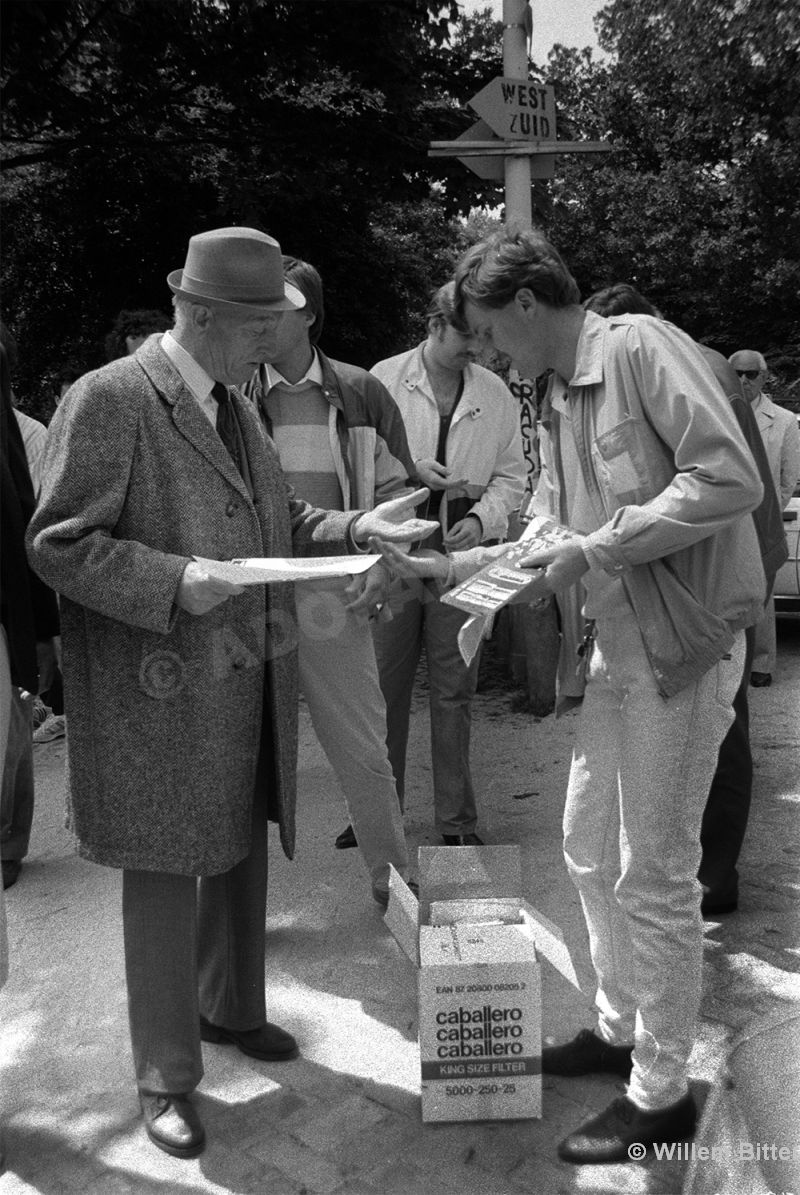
369, 537, 450, 583
352, 488, 438, 544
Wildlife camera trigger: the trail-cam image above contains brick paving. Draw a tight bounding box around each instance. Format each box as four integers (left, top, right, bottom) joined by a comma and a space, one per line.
1, 629, 799, 1194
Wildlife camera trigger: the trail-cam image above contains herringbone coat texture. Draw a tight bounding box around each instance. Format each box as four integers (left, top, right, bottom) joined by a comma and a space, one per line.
27, 336, 356, 874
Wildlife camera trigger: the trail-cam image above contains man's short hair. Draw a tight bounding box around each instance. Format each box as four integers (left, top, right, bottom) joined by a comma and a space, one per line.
583, 283, 658, 318
425, 280, 469, 334
454, 227, 581, 317
282, 256, 324, 344
729, 349, 767, 372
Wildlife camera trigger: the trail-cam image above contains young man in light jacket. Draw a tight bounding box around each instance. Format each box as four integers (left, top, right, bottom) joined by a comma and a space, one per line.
374, 230, 764, 1165
370, 281, 526, 846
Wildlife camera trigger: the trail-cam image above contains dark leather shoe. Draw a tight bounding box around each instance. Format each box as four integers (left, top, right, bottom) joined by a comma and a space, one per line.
750, 671, 772, 687
335, 824, 358, 849
542, 1028, 633, 1077
2, 860, 21, 890
557, 1093, 697, 1164
442, 833, 484, 846
141, 1094, 205, 1159
200, 1017, 298, 1061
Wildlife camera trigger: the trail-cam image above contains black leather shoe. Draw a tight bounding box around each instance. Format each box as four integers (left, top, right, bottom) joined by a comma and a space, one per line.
542, 1028, 633, 1077
335, 824, 358, 849
442, 833, 484, 846
200, 1018, 298, 1061
750, 671, 772, 687
2, 860, 21, 890
557, 1093, 697, 1164
141, 1094, 205, 1159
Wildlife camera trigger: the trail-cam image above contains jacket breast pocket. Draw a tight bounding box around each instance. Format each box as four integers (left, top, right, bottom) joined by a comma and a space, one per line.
591, 416, 673, 508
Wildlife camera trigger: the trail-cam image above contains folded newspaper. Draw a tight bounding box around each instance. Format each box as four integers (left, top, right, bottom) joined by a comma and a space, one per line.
440, 516, 577, 665
193, 554, 379, 585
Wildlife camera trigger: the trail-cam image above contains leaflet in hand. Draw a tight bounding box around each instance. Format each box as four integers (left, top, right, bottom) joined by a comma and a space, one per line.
441, 516, 576, 618
193, 554, 379, 585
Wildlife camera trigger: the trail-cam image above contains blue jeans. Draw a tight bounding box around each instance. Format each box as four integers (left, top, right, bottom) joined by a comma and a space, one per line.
563, 605, 744, 1110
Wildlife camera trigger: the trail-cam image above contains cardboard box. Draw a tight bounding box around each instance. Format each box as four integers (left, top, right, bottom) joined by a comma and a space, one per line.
385, 845, 579, 1123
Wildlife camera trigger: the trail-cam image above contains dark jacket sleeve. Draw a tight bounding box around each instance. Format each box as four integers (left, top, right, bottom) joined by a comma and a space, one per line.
1, 345, 60, 691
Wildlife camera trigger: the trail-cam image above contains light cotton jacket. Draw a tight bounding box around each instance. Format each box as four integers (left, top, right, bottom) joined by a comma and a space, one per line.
752, 392, 800, 510
371, 344, 526, 540
455, 313, 765, 698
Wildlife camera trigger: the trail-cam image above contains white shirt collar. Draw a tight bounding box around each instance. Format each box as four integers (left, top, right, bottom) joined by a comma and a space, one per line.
264, 349, 323, 392
161, 331, 217, 403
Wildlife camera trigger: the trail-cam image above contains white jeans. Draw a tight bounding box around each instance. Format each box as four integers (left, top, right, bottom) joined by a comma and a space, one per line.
296, 579, 408, 894
563, 606, 745, 1110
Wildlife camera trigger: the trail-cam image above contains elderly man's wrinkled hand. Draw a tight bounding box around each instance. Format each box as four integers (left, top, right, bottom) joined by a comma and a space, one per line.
352, 488, 438, 544
175, 561, 244, 615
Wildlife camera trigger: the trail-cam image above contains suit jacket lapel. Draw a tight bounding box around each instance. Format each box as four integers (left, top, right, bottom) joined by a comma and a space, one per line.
136, 338, 252, 500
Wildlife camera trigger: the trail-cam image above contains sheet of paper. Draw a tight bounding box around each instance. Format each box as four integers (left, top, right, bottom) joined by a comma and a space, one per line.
193, 554, 379, 585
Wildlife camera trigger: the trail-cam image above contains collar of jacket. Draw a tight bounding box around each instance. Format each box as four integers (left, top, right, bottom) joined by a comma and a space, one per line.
317, 348, 347, 412
400, 342, 483, 415
752, 393, 775, 421
259, 347, 347, 415
135, 333, 188, 403
568, 310, 607, 389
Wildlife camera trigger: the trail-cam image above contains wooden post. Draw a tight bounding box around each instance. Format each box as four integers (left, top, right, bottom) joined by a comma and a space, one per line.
503, 0, 532, 229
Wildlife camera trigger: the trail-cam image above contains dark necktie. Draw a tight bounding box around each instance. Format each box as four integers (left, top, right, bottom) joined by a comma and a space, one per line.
212, 382, 241, 473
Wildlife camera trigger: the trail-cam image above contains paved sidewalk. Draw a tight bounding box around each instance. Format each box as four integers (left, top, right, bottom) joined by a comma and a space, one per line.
1, 628, 799, 1195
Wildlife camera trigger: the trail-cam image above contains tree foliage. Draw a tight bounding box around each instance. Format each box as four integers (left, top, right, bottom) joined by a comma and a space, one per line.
1, 0, 798, 414
542, 0, 800, 369
1, 0, 477, 408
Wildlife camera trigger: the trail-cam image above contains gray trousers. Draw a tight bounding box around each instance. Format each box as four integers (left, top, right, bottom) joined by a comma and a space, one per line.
373, 577, 481, 836
123, 759, 269, 1096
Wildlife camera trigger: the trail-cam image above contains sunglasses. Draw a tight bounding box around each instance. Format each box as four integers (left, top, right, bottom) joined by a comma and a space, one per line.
735, 369, 761, 380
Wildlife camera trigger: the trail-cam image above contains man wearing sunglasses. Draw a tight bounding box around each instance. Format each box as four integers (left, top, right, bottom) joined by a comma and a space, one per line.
729, 349, 800, 686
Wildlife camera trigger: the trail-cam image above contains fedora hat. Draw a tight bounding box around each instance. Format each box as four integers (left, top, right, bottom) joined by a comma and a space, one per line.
167, 227, 305, 312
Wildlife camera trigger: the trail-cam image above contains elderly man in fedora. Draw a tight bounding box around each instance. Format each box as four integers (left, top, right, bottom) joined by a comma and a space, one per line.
27, 226, 435, 1160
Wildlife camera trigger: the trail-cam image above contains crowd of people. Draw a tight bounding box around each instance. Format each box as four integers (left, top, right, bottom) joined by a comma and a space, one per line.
1, 221, 797, 1169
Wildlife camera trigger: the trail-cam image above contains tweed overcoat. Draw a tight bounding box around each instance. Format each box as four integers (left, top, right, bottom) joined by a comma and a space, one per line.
27, 336, 357, 874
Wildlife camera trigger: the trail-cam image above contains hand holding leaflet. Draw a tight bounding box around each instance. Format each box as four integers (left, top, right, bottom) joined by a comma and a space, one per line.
441, 516, 580, 665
